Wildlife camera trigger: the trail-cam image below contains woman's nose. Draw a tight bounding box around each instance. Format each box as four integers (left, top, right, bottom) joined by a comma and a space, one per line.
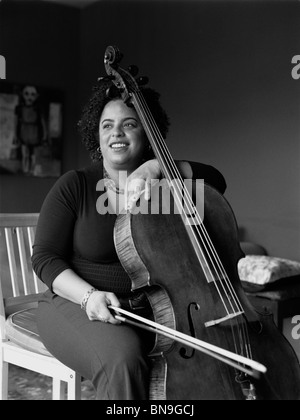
112, 125, 124, 137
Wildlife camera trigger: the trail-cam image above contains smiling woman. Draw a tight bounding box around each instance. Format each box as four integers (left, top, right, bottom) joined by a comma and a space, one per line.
31, 74, 227, 400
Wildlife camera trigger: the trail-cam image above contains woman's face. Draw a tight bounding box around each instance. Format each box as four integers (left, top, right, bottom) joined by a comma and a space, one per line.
99, 99, 148, 172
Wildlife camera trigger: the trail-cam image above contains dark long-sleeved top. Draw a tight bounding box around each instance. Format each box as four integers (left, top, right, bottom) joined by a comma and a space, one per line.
32, 160, 226, 295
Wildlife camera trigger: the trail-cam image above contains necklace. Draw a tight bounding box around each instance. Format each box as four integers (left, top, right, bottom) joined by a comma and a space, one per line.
103, 168, 125, 195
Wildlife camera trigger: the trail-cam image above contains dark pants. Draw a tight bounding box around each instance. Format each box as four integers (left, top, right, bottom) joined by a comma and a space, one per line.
37, 290, 153, 400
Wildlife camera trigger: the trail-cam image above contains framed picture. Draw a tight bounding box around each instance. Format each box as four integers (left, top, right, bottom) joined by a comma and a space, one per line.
0, 82, 63, 177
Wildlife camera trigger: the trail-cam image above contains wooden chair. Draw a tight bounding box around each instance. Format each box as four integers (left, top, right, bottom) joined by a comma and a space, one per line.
0, 213, 81, 400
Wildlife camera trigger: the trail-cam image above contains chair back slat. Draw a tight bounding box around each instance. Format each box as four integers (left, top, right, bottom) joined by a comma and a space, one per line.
16, 227, 32, 295
4, 228, 21, 297
0, 274, 5, 340
27, 226, 45, 293
0, 214, 45, 322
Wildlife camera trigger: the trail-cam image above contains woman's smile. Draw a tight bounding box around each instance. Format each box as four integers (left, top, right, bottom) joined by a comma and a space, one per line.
109, 141, 130, 152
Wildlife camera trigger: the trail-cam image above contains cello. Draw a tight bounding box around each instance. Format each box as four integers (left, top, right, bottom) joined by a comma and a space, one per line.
103, 45, 300, 400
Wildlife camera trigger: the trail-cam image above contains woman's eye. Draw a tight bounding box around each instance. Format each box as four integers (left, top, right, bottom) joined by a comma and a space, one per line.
124, 122, 136, 128
103, 124, 112, 129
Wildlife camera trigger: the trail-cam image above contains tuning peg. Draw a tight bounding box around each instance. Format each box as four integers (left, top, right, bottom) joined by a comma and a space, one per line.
127, 65, 139, 77
97, 75, 115, 82
105, 84, 124, 98
136, 76, 149, 86
105, 86, 114, 97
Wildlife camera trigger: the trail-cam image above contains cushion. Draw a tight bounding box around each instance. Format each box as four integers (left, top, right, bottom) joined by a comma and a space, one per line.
238, 255, 300, 286
5, 308, 52, 357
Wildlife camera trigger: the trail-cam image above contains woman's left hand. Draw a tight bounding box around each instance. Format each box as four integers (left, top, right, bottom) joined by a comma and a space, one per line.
126, 159, 161, 210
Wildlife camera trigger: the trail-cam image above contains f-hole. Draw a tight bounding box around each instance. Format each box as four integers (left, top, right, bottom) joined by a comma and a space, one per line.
179, 302, 200, 359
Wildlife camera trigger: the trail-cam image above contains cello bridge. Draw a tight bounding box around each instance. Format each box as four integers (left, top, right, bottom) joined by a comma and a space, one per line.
204, 311, 243, 327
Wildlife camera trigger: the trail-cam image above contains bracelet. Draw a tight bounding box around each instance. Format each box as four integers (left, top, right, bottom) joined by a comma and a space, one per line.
81, 288, 98, 311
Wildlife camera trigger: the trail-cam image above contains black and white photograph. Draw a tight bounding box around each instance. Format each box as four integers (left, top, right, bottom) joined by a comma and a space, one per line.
0, 0, 299, 403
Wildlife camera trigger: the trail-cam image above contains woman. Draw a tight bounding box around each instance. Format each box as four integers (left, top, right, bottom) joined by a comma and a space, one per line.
32, 77, 226, 400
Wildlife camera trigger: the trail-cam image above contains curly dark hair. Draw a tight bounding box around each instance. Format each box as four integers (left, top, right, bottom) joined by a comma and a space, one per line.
77, 77, 170, 162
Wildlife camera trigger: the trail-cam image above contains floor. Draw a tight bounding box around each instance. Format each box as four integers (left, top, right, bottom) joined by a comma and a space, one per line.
8, 365, 96, 400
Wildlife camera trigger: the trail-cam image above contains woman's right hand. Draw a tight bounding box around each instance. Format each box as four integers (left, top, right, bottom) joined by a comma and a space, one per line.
86, 291, 121, 325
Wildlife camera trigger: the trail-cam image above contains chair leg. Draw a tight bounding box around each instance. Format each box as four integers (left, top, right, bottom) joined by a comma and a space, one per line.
52, 378, 67, 400
0, 360, 9, 400
66, 373, 81, 400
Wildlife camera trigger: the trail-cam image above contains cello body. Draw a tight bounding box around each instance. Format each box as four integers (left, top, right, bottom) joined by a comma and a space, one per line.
114, 180, 300, 400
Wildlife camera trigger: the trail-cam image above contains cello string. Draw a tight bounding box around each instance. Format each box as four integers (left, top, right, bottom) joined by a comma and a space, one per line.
125, 79, 238, 316
133, 93, 235, 313
133, 91, 242, 315
132, 94, 221, 277
133, 92, 244, 323
133, 90, 251, 362
133, 90, 252, 362
232, 317, 253, 372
